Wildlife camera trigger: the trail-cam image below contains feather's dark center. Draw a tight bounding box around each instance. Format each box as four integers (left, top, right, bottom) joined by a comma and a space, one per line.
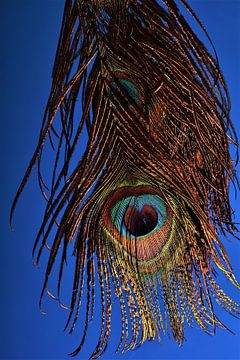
124, 205, 158, 237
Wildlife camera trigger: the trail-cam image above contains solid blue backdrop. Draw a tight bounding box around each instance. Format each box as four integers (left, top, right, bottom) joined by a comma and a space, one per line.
1, 1, 239, 359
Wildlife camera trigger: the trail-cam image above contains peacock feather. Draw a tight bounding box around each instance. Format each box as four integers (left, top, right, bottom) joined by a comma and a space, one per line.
11, 0, 239, 358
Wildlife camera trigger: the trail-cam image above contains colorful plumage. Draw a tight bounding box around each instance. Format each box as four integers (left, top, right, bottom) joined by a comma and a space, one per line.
11, 0, 239, 358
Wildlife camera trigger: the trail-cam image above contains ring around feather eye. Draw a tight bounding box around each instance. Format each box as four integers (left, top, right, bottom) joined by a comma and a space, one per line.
101, 186, 175, 272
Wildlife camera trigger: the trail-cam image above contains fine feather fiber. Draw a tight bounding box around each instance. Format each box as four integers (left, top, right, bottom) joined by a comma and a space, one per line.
11, 0, 239, 358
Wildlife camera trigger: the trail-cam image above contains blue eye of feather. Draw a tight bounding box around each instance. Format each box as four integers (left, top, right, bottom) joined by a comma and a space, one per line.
118, 79, 138, 103
109, 78, 138, 104
111, 194, 167, 238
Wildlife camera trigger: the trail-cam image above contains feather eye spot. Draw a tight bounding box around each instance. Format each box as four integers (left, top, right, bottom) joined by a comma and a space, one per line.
111, 193, 167, 239
108, 78, 139, 105
101, 186, 174, 270
118, 79, 138, 103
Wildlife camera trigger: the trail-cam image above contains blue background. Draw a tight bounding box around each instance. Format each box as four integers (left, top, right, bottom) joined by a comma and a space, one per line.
1, 1, 239, 359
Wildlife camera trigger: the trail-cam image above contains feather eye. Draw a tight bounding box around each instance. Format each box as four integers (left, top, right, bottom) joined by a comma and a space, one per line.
11, 0, 239, 358
109, 77, 139, 104
101, 185, 173, 270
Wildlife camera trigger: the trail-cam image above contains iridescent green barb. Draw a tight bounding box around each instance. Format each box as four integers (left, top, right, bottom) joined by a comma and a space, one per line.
11, 0, 239, 358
